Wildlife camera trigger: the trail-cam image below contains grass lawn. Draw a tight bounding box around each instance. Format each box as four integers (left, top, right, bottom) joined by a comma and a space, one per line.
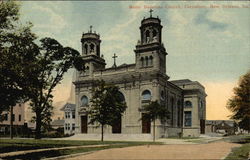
0, 138, 161, 160
0, 139, 112, 153
225, 134, 250, 160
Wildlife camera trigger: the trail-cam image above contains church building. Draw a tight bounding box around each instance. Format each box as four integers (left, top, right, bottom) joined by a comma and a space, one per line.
73, 12, 207, 139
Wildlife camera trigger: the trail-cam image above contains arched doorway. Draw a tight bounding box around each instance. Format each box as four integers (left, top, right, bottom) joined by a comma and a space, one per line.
141, 90, 151, 133
142, 113, 151, 133
81, 116, 87, 133
80, 96, 89, 133
112, 92, 125, 134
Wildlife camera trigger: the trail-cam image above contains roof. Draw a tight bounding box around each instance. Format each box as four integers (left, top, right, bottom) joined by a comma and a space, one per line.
170, 79, 206, 93
206, 120, 235, 127
60, 103, 76, 111
51, 119, 65, 126
103, 63, 136, 71
170, 79, 192, 84
118, 63, 128, 67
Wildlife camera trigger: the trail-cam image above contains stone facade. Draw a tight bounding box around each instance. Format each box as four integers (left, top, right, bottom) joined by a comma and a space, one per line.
171, 79, 206, 137
73, 14, 206, 138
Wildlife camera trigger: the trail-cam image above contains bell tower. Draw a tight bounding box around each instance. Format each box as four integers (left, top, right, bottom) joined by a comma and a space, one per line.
81, 26, 105, 76
134, 10, 167, 73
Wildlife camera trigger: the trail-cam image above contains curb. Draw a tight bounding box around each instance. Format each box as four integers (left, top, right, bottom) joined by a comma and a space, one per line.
43, 151, 95, 160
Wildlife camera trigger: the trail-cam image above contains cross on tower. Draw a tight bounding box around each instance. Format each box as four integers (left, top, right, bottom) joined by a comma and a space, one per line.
149, 9, 153, 17
90, 25, 93, 33
112, 53, 118, 68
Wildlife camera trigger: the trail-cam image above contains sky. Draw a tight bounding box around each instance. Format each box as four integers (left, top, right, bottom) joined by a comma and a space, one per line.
20, 1, 250, 120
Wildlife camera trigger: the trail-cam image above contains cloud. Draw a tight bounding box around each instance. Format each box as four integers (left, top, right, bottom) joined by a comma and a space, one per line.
20, 1, 249, 121
32, 5, 67, 30
194, 9, 228, 31
101, 1, 164, 67
20, 1, 73, 37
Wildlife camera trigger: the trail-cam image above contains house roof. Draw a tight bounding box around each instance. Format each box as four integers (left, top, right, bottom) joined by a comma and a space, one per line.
60, 103, 76, 111
51, 119, 65, 126
206, 120, 235, 127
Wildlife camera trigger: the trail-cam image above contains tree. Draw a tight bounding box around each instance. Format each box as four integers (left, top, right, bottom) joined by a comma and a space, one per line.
0, 1, 39, 138
140, 100, 169, 141
227, 71, 250, 132
0, 1, 37, 114
88, 80, 127, 141
1, 1, 85, 139
28, 38, 85, 139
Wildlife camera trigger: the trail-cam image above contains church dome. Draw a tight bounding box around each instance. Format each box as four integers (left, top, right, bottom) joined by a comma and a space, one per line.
82, 32, 100, 40
141, 17, 161, 26
82, 26, 100, 41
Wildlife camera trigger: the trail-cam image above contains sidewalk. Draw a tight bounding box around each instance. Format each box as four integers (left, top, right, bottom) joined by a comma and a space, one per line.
157, 135, 223, 144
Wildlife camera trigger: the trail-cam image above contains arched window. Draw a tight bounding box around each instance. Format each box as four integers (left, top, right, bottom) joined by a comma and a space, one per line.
84, 44, 88, 54
149, 56, 153, 66
142, 90, 151, 100
140, 57, 144, 67
160, 90, 165, 101
184, 111, 192, 127
177, 100, 182, 127
145, 30, 150, 43
90, 43, 95, 53
185, 101, 192, 108
170, 97, 174, 126
85, 66, 89, 75
152, 29, 157, 42
145, 56, 149, 66
177, 100, 181, 107
81, 96, 89, 106
153, 29, 157, 37
117, 92, 125, 103
97, 45, 100, 57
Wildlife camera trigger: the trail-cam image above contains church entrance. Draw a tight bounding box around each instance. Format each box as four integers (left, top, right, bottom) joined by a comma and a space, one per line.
81, 116, 88, 133
142, 113, 151, 133
112, 116, 121, 133
200, 119, 205, 134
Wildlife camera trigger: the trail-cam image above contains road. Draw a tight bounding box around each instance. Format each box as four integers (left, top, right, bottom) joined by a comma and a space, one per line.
66, 141, 240, 160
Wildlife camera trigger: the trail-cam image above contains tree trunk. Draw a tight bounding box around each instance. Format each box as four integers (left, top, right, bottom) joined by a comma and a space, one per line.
101, 124, 104, 142
10, 106, 13, 139
35, 112, 42, 139
153, 119, 155, 142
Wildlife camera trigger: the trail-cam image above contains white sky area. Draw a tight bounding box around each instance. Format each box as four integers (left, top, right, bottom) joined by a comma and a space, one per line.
20, 1, 250, 120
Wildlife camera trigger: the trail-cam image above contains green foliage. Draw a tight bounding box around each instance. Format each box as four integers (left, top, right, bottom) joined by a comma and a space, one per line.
0, 1, 20, 30
0, 139, 160, 159
225, 135, 250, 160
28, 37, 85, 139
0, 1, 85, 138
227, 71, 250, 131
140, 100, 169, 122
89, 80, 127, 141
0, 1, 38, 113
239, 117, 250, 132
140, 100, 169, 141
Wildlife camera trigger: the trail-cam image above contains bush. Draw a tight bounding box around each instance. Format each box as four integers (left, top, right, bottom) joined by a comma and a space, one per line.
43, 131, 64, 138
64, 133, 74, 137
